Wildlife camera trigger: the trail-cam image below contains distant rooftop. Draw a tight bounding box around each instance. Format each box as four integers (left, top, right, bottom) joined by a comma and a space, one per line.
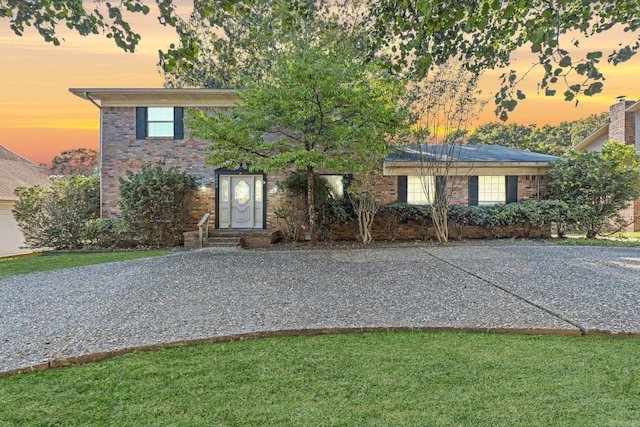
0, 145, 51, 201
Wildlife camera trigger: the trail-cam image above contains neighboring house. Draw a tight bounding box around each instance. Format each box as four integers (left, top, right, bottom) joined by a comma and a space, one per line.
0, 145, 52, 257
573, 96, 640, 231
70, 88, 557, 238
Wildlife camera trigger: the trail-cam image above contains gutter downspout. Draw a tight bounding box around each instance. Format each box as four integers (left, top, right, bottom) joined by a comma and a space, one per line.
84, 92, 104, 218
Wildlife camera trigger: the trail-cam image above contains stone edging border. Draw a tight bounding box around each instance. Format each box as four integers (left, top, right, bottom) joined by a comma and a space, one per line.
1, 326, 637, 379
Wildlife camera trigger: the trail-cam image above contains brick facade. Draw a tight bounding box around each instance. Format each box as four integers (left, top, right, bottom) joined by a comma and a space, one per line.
100, 106, 224, 224
609, 99, 636, 146
97, 96, 553, 238
606, 98, 640, 232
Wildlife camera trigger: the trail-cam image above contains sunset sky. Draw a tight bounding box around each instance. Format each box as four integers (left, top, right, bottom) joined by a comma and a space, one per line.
1, 6, 639, 166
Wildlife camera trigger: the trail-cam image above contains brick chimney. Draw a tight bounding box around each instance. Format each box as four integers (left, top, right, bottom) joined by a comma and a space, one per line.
609, 96, 636, 146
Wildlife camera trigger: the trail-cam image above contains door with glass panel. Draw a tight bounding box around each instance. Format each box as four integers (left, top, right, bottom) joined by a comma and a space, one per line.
218, 174, 264, 228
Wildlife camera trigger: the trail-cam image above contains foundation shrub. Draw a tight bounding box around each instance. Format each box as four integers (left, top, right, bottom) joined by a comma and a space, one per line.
118, 163, 197, 248
447, 205, 488, 240
82, 218, 134, 248
12, 175, 100, 249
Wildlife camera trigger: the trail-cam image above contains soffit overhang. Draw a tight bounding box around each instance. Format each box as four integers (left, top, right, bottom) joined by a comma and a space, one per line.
69, 88, 240, 107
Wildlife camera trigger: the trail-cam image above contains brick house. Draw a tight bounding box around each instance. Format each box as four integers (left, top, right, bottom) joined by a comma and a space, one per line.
573, 96, 640, 231
70, 88, 557, 241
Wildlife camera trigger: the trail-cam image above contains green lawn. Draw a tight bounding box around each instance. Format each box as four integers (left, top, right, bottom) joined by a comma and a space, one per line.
552, 237, 640, 247
0, 250, 170, 279
2, 332, 639, 426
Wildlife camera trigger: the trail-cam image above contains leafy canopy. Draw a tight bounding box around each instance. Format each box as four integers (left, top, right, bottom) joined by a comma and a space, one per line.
12, 175, 100, 249
51, 148, 98, 176
372, 0, 640, 119
468, 113, 610, 156
185, 28, 405, 175
0, 0, 179, 51
546, 141, 640, 238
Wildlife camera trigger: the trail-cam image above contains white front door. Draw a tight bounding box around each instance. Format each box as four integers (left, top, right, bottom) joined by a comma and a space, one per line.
218, 174, 264, 229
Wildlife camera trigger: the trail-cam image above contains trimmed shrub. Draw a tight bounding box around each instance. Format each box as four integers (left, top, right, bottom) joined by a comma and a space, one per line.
82, 218, 133, 248
447, 205, 488, 240
119, 163, 197, 248
13, 175, 100, 249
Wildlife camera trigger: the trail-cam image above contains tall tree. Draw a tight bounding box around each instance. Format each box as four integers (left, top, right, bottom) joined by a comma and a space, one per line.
402, 64, 485, 244
185, 25, 405, 244
159, 0, 370, 89
0, 0, 177, 51
468, 112, 610, 156
372, 0, 640, 119
51, 148, 98, 176
546, 141, 640, 238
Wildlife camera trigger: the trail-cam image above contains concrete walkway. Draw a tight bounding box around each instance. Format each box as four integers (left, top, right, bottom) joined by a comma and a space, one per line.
1, 244, 639, 374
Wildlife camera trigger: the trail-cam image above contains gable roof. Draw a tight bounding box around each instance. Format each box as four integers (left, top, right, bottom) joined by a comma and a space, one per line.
572, 99, 640, 152
0, 145, 52, 201
385, 144, 559, 164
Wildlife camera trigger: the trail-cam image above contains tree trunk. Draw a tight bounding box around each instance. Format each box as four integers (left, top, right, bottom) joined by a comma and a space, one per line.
432, 202, 448, 244
306, 167, 317, 246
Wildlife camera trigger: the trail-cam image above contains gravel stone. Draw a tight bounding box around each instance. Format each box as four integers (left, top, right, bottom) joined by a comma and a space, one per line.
1, 244, 637, 373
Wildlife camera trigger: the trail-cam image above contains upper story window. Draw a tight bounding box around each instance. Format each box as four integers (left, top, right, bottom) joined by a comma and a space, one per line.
147, 107, 175, 137
478, 175, 505, 206
136, 107, 184, 140
407, 176, 435, 205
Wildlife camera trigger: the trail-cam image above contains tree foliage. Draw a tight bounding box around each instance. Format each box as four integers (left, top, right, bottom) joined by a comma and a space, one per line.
160, 0, 370, 89
51, 148, 98, 176
12, 175, 100, 249
118, 163, 197, 248
186, 24, 404, 244
468, 113, 609, 156
0, 0, 177, 51
372, 0, 640, 119
546, 142, 640, 238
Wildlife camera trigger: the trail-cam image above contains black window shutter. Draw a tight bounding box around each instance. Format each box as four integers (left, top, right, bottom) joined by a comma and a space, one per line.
506, 176, 518, 203
468, 176, 479, 206
397, 176, 407, 203
174, 107, 184, 139
343, 174, 353, 192
135, 107, 147, 139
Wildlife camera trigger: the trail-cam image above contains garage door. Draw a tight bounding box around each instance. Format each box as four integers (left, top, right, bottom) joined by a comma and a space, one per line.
0, 201, 30, 257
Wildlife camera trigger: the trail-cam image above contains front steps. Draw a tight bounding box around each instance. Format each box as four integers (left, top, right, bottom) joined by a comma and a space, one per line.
184, 228, 283, 249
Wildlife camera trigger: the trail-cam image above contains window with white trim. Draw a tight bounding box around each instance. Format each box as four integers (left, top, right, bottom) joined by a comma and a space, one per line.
407, 176, 435, 205
147, 107, 175, 137
478, 176, 505, 206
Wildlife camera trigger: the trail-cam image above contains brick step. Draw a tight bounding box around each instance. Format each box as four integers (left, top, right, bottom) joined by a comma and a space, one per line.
206, 236, 241, 247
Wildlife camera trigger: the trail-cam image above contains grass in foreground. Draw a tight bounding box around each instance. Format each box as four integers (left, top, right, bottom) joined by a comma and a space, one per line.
2, 332, 639, 426
552, 237, 640, 247
0, 250, 170, 279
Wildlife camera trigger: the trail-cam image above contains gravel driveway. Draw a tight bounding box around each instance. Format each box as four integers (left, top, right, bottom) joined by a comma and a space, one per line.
1, 244, 639, 374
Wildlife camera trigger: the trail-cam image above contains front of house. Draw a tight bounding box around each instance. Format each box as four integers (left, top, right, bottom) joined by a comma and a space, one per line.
70, 88, 558, 239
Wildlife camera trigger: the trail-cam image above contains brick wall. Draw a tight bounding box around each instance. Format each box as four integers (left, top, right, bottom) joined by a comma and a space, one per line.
518, 175, 547, 201
609, 99, 636, 146
100, 106, 224, 228
331, 218, 551, 241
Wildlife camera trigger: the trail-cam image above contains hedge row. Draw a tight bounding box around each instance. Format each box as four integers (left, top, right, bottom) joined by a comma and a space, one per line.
378, 199, 571, 239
